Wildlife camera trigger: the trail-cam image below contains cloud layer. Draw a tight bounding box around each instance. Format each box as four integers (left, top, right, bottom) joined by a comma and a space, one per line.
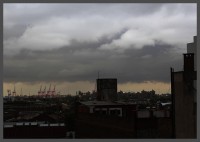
3, 3, 197, 84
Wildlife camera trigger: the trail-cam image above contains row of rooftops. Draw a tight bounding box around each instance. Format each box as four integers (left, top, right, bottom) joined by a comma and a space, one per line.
79, 100, 171, 118
80, 100, 171, 107
80, 100, 124, 106
80, 100, 138, 106
4, 121, 65, 128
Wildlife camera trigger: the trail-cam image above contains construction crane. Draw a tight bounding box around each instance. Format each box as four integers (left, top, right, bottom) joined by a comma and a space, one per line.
42, 86, 46, 96
51, 85, 56, 96
7, 89, 11, 97
47, 84, 51, 96
38, 85, 42, 96
46, 84, 51, 96
12, 85, 16, 96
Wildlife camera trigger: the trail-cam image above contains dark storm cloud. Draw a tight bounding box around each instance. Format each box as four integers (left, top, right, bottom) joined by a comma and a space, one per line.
3, 4, 196, 83
4, 39, 183, 83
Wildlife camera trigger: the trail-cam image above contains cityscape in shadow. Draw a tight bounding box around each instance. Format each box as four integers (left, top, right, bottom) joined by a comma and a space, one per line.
3, 3, 197, 139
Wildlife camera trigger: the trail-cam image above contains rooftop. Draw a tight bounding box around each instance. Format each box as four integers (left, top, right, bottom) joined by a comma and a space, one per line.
80, 100, 137, 106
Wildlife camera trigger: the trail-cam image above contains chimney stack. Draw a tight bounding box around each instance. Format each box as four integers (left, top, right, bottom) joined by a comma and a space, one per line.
183, 53, 195, 82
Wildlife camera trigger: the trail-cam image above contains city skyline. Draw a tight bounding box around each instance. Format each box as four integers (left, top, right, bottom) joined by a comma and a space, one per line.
3, 3, 196, 95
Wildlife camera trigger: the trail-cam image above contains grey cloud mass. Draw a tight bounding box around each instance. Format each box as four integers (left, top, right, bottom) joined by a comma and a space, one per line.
3, 3, 196, 84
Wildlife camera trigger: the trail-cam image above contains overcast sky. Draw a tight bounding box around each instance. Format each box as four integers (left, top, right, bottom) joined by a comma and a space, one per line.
3, 3, 197, 95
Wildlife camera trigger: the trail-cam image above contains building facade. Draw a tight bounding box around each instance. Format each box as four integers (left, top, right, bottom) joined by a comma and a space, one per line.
171, 36, 197, 138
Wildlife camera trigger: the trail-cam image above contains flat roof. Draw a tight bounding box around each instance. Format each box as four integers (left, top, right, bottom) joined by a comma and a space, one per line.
80, 101, 118, 106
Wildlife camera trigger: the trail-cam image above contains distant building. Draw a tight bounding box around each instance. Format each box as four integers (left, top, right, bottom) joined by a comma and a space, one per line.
96, 78, 117, 101
171, 36, 197, 138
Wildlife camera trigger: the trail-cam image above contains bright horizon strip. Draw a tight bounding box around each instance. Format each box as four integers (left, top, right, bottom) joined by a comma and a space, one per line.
3, 81, 170, 96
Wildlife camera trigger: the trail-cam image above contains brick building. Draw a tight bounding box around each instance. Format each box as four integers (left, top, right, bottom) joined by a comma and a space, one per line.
96, 79, 117, 101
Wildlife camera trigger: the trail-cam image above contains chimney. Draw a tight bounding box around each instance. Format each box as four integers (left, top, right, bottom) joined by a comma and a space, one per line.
183, 53, 195, 83
184, 53, 194, 73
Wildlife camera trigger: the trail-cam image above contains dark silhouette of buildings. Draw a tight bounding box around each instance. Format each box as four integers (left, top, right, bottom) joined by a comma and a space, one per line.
76, 78, 172, 138
171, 36, 197, 138
3, 96, 68, 138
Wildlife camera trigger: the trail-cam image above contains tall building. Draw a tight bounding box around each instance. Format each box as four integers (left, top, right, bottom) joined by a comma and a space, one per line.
96, 79, 117, 101
171, 36, 197, 138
